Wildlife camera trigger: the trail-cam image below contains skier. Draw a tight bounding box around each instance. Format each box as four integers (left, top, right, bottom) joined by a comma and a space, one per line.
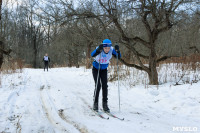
43, 53, 50, 71
91, 39, 121, 113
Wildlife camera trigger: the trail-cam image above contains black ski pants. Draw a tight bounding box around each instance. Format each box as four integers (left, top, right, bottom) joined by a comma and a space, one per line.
44, 61, 49, 71
92, 67, 108, 103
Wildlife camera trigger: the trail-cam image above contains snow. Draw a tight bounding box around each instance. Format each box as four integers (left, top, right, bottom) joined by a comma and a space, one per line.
0, 66, 200, 133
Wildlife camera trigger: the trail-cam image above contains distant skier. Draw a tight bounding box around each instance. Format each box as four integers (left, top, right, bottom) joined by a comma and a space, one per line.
43, 53, 50, 71
91, 39, 121, 113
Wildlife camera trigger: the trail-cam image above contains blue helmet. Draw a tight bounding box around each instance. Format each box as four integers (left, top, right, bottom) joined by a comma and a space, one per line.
102, 39, 112, 47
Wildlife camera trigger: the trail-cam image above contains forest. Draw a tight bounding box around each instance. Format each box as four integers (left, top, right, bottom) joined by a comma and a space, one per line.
0, 0, 200, 85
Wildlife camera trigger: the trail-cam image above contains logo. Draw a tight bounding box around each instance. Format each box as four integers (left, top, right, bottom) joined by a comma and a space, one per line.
172, 127, 198, 132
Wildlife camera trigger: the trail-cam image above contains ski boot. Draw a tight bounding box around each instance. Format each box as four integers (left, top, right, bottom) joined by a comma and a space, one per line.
93, 102, 98, 112
103, 102, 110, 113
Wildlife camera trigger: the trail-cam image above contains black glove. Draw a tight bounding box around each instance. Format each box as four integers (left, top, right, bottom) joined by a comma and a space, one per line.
115, 45, 119, 52
115, 45, 121, 59
96, 44, 103, 53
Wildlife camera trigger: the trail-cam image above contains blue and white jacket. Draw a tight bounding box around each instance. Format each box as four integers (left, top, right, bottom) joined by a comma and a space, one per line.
91, 46, 121, 70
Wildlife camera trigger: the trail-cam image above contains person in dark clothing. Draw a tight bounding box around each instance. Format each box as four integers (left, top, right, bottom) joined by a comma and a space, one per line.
91, 39, 121, 112
43, 53, 50, 71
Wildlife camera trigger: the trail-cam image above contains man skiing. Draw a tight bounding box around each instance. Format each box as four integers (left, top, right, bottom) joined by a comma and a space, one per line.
91, 39, 121, 113
43, 53, 50, 71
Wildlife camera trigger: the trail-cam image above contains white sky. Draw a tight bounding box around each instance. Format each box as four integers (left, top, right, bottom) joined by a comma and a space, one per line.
2, 0, 23, 9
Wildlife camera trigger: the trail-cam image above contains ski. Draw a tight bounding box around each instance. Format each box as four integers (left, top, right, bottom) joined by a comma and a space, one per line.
88, 105, 109, 120
101, 109, 124, 121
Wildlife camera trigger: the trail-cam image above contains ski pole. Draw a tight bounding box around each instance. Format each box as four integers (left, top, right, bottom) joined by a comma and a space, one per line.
93, 54, 101, 104
117, 52, 120, 112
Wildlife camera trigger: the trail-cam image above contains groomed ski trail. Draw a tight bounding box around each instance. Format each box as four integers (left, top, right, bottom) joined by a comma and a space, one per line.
39, 72, 89, 133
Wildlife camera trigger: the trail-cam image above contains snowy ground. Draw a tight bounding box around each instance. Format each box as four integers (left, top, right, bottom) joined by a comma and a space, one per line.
0, 66, 200, 133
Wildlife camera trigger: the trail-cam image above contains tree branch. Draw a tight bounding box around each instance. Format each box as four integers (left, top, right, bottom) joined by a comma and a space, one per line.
157, 10, 173, 34
119, 58, 144, 71
189, 46, 200, 53
120, 40, 150, 72
0, 48, 12, 56
129, 37, 150, 48
99, 0, 151, 48
157, 55, 178, 63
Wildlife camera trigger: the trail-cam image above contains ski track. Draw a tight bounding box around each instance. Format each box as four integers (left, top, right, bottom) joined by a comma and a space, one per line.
40, 71, 89, 133
39, 73, 79, 133
40, 88, 70, 133
0, 72, 29, 132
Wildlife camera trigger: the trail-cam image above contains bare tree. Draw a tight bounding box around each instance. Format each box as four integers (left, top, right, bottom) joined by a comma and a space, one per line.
0, 0, 2, 21
0, 0, 12, 69
92, 0, 190, 85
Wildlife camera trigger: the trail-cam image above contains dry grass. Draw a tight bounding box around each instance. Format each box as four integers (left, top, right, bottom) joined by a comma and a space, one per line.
0, 58, 26, 87
108, 54, 200, 87
51, 63, 68, 68
160, 54, 200, 71
1, 58, 26, 74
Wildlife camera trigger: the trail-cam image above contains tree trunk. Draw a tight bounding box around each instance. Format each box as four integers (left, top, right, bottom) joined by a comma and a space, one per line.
68, 49, 72, 67
0, 0, 2, 34
33, 35, 37, 68
0, 41, 3, 68
148, 46, 158, 85
0, 0, 2, 21
74, 44, 79, 68
86, 42, 92, 69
